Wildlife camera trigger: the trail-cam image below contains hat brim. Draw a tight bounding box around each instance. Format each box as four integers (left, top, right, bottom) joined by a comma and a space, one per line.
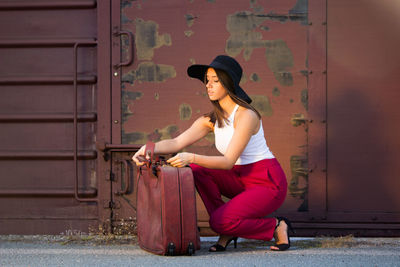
187, 64, 252, 104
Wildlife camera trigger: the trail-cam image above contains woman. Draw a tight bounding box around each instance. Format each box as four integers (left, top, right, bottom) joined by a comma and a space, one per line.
132, 55, 293, 252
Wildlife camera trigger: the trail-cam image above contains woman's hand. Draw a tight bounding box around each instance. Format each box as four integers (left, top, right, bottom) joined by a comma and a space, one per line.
131, 145, 148, 166
167, 152, 195, 168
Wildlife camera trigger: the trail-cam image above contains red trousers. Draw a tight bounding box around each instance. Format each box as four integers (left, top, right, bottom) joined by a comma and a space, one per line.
191, 158, 287, 241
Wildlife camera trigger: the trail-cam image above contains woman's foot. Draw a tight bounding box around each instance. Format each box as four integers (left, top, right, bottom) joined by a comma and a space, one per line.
209, 235, 238, 252
270, 217, 294, 251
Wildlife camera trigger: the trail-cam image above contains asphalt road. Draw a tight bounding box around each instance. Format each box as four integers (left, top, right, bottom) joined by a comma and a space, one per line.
0, 236, 399, 267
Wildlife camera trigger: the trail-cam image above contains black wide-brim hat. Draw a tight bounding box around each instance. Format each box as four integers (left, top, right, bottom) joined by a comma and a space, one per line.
187, 55, 252, 104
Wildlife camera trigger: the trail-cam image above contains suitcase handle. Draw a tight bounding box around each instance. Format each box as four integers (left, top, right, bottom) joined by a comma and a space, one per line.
145, 141, 156, 167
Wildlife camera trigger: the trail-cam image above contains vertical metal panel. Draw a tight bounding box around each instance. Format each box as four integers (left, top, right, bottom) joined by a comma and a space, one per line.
307, 0, 327, 218
96, 0, 113, 233
0, 0, 107, 234
327, 0, 400, 222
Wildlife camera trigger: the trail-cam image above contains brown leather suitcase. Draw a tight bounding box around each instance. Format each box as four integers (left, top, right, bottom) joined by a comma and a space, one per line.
136, 142, 201, 256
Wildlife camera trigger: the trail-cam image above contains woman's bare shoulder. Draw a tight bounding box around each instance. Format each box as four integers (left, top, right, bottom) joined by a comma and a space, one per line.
236, 106, 258, 122
194, 115, 214, 131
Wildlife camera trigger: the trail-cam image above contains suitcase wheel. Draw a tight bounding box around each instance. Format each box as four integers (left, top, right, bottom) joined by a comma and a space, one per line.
167, 242, 175, 256
187, 242, 195, 256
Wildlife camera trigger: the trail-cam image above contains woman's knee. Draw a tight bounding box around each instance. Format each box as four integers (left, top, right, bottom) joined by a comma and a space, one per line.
209, 210, 237, 235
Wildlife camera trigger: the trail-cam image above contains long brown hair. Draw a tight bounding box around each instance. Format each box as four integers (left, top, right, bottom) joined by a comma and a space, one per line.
205, 68, 261, 127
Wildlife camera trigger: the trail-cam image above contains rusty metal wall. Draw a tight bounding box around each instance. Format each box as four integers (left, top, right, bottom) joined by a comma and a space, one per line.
0, 0, 111, 234
325, 0, 400, 233
1, 0, 399, 236
116, 0, 400, 236
117, 0, 313, 233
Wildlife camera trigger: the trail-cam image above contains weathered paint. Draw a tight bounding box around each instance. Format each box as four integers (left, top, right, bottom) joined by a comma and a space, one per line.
122, 62, 176, 84
135, 18, 171, 60
249, 95, 273, 117
264, 40, 294, 86
226, 11, 271, 60
290, 113, 307, 127
122, 124, 180, 145
184, 30, 194, 37
272, 87, 280, 96
179, 103, 192, 120
250, 73, 260, 82
121, 91, 143, 123
185, 14, 196, 27
289, 155, 308, 211
300, 88, 308, 111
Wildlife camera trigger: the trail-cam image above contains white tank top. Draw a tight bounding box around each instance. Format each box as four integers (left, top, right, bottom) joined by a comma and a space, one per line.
214, 105, 274, 165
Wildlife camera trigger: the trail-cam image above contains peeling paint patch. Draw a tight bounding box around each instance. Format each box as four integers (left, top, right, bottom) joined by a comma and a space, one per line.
154, 92, 159, 100
122, 131, 147, 144
123, 124, 179, 144
124, 62, 176, 84
272, 87, 280, 96
226, 11, 269, 60
122, 91, 143, 123
225, 12, 294, 86
250, 73, 260, 82
265, 40, 294, 86
135, 18, 172, 60
301, 89, 308, 111
121, 0, 135, 9
250, 0, 264, 13
289, 155, 308, 212
250, 95, 273, 117
291, 113, 308, 127
207, 0, 216, 3
185, 14, 196, 27
239, 73, 248, 85
289, 0, 308, 25
179, 103, 192, 120
260, 25, 270, 31
121, 14, 133, 25
300, 70, 308, 77
184, 30, 194, 37
153, 124, 179, 141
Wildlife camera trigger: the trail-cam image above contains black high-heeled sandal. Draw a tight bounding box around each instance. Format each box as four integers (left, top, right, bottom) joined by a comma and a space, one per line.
209, 236, 238, 252
271, 217, 295, 251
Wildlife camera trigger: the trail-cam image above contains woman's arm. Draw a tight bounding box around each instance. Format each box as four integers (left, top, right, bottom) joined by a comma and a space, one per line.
132, 116, 212, 166
167, 108, 260, 169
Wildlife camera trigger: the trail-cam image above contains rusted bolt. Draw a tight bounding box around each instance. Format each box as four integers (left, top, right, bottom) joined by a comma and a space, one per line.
309, 70, 313, 74
114, 72, 118, 77
322, 70, 327, 74
114, 120, 119, 124
308, 22, 312, 25
322, 22, 327, 25
321, 120, 327, 123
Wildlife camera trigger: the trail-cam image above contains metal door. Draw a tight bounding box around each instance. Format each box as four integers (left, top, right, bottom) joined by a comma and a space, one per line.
110, 0, 324, 235
325, 0, 400, 236
0, 0, 112, 234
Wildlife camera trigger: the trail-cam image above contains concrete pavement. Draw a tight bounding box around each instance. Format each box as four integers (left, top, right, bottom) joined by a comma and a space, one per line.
0, 235, 399, 266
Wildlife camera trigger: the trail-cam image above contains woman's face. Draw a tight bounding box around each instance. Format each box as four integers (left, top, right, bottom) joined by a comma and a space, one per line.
206, 68, 228, 102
